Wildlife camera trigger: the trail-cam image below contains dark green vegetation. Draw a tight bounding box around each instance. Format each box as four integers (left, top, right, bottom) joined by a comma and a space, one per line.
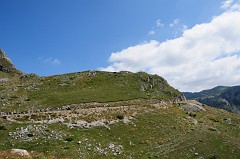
0, 50, 240, 158
184, 86, 240, 114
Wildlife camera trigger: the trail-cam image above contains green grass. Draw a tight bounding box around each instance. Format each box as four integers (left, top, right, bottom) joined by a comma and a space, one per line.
0, 71, 182, 111
0, 103, 239, 159
0, 70, 239, 158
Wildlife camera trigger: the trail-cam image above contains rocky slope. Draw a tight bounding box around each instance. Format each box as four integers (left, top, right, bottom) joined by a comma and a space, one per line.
184, 86, 240, 113
0, 49, 22, 75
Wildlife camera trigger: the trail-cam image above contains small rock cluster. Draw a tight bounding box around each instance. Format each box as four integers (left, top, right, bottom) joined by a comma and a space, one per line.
77, 138, 123, 156
0, 78, 9, 82
67, 119, 111, 129
94, 143, 123, 156
8, 124, 63, 141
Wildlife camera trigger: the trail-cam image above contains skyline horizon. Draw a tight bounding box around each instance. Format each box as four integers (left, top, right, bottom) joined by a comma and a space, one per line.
1, 47, 239, 93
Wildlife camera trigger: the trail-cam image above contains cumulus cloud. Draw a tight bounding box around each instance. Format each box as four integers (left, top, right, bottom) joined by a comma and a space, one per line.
38, 57, 61, 65
101, 10, 240, 92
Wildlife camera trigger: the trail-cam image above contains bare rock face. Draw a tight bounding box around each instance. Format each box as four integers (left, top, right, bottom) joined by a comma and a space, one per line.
181, 100, 206, 112
10, 149, 31, 158
0, 49, 22, 74
173, 94, 186, 102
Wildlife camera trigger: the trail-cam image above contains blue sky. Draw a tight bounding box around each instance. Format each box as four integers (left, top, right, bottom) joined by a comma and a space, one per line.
1, 0, 240, 91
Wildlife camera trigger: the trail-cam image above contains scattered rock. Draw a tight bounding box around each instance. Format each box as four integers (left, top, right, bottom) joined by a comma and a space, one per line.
8, 125, 63, 141
0, 78, 9, 82
208, 127, 218, 132
11, 149, 31, 158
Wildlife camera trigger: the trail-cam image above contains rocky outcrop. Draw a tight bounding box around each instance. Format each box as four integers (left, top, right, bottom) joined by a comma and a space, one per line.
0, 49, 22, 74
173, 94, 186, 102
181, 100, 206, 113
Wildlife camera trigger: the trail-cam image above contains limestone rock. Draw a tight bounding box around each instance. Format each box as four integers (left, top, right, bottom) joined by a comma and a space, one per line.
0, 49, 22, 74
11, 149, 31, 158
181, 100, 206, 112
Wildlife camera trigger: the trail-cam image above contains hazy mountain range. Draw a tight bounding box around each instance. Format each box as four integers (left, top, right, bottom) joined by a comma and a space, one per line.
184, 86, 240, 114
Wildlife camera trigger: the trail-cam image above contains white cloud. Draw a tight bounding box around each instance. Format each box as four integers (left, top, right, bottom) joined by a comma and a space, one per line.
221, 0, 240, 11
221, 0, 234, 9
147, 19, 164, 36
148, 30, 156, 35
39, 57, 61, 65
181, 25, 188, 32
169, 19, 188, 36
101, 10, 240, 92
52, 59, 61, 65
156, 19, 164, 27
169, 19, 180, 27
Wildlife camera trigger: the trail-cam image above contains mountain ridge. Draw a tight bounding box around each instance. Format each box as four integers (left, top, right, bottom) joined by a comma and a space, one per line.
184, 85, 240, 113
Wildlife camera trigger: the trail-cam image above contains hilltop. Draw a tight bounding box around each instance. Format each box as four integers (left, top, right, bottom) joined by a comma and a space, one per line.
184, 86, 240, 114
0, 69, 184, 112
0, 49, 240, 159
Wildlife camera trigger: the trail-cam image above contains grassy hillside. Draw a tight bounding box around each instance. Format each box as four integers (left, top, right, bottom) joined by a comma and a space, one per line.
0, 71, 239, 159
0, 71, 183, 112
0, 50, 239, 158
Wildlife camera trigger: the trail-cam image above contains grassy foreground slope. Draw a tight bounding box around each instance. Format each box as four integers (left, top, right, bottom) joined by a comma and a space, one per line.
0, 101, 240, 159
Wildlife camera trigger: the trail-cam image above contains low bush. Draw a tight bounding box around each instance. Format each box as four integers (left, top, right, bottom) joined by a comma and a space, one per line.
65, 137, 74, 142
116, 115, 124, 120
0, 125, 7, 130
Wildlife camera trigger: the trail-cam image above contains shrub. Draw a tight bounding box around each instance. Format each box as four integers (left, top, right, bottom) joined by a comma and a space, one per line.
189, 112, 196, 118
65, 137, 74, 142
116, 115, 124, 120
27, 133, 34, 137
208, 154, 217, 159
0, 125, 7, 130
208, 127, 218, 132
25, 98, 31, 101
209, 118, 219, 122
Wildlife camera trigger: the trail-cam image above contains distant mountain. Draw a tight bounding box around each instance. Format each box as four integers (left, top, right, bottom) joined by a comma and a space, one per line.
184, 86, 240, 113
